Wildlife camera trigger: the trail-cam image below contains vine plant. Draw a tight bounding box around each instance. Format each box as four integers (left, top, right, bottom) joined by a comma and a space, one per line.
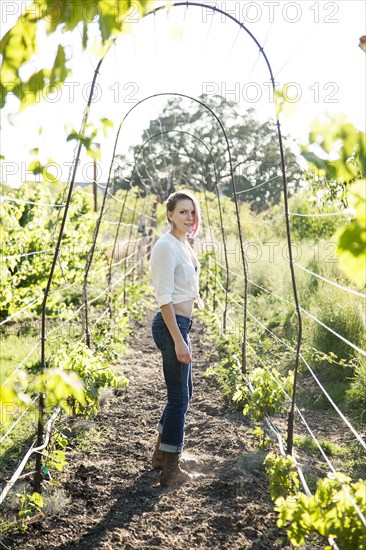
198, 249, 366, 549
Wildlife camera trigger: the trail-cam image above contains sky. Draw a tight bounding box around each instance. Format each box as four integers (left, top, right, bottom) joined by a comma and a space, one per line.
1, 0, 365, 188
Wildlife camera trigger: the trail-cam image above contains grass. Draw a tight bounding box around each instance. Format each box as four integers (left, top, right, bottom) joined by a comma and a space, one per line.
209, 235, 364, 398
311, 286, 365, 363
294, 435, 366, 482
346, 358, 366, 412
296, 376, 352, 411
72, 422, 107, 454
0, 419, 36, 477
235, 240, 366, 399
0, 330, 41, 474
0, 330, 40, 385
294, 436, 350, 459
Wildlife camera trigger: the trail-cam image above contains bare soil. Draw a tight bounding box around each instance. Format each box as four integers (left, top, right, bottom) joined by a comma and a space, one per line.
3, 311, 293, 549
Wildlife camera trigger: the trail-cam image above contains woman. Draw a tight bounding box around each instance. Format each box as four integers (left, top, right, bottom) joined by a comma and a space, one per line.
150, 190, 204, 488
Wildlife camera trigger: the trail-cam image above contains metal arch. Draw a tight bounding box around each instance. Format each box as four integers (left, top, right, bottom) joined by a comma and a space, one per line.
109, 128, 230, 326
125, 141, 227, 311
141, 1, 303, 454
105, 91, 249, 353
35, 2, 303, 489
85, 0, 302, 453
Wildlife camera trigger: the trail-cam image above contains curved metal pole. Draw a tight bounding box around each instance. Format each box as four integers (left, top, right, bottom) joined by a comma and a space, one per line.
202, 183, 213, 302
83, 103, 128, 347
123, 191, 139, 304
114, 127, 230, 328
139, 148, 220, 311
143, 1, 302, 451
106, 188, 130, 319
111, 92, 244, 344
35, 55, 106, 492
39, 3, 301, 474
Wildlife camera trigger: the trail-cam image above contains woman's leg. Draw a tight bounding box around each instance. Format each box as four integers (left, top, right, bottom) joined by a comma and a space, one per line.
151, 313, 192, 452
159, 326, 191, 452
156, 348, 191, 438
152, 313, 167, 435
152, 314, 203, 485
187, 333, 193, 402
157, 407, 166, 435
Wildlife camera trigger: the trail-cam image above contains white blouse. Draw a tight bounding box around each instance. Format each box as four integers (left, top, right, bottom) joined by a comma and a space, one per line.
150, 231, 204, 309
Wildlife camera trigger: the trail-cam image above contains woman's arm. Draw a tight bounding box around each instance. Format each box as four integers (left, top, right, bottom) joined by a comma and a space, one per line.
160, 303, 192, 364
151, 241, 192, 363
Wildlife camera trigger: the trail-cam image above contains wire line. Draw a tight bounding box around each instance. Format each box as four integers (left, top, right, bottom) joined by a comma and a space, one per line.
0, 195, 65, 208
294, 263, 366, 300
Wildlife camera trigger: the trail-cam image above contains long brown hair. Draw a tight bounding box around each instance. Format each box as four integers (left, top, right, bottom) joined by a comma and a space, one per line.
166, 190, 201, 238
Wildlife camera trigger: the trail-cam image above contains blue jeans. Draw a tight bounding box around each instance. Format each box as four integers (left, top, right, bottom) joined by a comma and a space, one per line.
151, 311, 193, 453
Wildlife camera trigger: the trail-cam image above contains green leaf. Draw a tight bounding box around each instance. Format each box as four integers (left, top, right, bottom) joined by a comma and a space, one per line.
67, 130, 92, 149
302, 115, 365, 185
14, 69, 48, 109
82, 22, 88, 49
28, 160, 43, 175
101, 117, 114, 137
29, 493, 43, 508
334, 180, 366, 287
0, 0, 153, 110
35, 367, 86, 411
0, 21, 37, 82
49, 45, 70, 87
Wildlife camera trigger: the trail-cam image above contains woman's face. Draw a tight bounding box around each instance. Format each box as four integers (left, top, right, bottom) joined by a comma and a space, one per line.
168, 199, 196, 235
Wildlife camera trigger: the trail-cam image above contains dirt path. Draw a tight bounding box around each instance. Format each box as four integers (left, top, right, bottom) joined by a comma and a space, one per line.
4, 311, 291, 549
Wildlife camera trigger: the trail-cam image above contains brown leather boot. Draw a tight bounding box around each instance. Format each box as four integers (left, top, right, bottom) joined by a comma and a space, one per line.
160, 452, 204, 488
151, 434, 163, 469
152, 435, 202, 471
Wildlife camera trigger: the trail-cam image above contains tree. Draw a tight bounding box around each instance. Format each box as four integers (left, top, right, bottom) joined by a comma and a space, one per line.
112, 95, 303, 212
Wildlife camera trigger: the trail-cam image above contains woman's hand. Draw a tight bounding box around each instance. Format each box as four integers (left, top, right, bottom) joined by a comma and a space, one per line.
159, 304, 192, 364
175, 340, 192, 364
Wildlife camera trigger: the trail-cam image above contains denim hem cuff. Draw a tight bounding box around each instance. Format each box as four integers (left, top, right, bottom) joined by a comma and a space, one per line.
159, 442, 183, 453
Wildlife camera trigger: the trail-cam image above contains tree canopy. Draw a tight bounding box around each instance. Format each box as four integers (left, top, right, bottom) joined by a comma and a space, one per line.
112, 96, 303, 212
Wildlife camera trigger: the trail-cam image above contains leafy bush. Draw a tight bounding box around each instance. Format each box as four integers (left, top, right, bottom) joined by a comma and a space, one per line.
0, 183, 103, 320
288, 192, 346, 240
32, 343, 128, 417
57, 343, 128, 416
275, 472, 366, 549
264, 452, 300, 501
233, 367, 293, 421
205, 335, 243, 403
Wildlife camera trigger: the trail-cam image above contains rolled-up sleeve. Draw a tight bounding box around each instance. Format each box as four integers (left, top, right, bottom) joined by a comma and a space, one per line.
151, 242, 176, 307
